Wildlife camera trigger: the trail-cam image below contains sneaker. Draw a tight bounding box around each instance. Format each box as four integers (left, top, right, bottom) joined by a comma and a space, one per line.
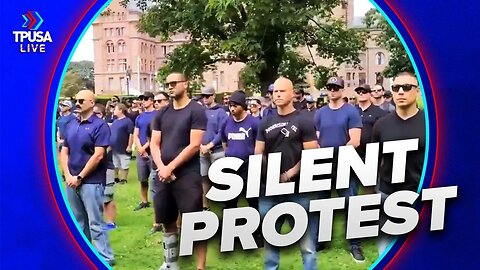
117, 179, 128, 185
105, 222, 117, 231
114, 177, 120, 183
350, 246, 365, 263
133, 202, 150, 211
149, 224, 163, 235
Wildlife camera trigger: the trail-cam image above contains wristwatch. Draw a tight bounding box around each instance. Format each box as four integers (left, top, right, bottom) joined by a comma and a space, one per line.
77, 175, 84, 182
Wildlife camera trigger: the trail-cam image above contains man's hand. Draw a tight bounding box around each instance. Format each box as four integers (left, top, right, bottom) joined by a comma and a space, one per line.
156, 166, 176, 183
66, 175, 81, 188
126, 146, 132, 154
280, 172, 291, 183
138, 146, 148, 157
199, 144, 210, 155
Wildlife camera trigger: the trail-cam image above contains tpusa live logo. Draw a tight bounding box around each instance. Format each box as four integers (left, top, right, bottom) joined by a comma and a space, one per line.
12, 11, 52, 53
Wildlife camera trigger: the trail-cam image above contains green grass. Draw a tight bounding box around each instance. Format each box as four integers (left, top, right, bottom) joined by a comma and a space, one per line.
109, 162, 378, 270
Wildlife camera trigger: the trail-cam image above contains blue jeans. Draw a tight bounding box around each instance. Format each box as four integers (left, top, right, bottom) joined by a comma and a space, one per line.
66, 184, 115, 264
335, 175, 361, 248
259, 193, 317, 270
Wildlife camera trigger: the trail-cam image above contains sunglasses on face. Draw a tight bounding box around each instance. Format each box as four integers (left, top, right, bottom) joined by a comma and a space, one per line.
166, 80, 186, 88
140, 97, 152, 101
326, 85, 341, 92
355, 89, 370, 95
349, 98, 357, 100
155, 99, 167, 103
75, 99, 85, 104
391, 84, 417, 92
372, 88, 383, 93
202, 95, 213, 99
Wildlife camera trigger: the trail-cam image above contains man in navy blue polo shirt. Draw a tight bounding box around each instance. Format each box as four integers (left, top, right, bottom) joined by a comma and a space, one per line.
60, 90, 115, 265
110, 103, 134, 185
133, 91, 157, 211
314, 76, 364, 262
199, 86, 228, 211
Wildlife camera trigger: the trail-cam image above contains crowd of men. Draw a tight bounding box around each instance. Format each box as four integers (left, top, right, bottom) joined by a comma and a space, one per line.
57, 70, 425, 270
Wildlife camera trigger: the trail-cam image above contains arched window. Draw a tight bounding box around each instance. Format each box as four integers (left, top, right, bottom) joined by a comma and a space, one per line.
118, 40, 126, 53
375, 52, 386, 66
106, 41, 114, 53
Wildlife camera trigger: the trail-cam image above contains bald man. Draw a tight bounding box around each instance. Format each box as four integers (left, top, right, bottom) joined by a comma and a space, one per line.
255, 77, 319, 270
60, 90, 115, 265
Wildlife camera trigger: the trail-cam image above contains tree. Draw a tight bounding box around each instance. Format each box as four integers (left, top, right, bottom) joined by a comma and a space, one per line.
60, 71, 83, 97
68, 60, 95, 90
364, 8, 414, 78
129, 0, 366, 94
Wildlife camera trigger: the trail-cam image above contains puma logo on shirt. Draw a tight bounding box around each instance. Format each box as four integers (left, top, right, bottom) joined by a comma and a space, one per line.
228, 127, 252, 140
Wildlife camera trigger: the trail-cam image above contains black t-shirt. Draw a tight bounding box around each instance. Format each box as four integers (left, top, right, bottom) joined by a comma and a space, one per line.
294, 99, 308, 110
151, 101, 207, 177
127, 110, 140, 124
356, 104, 388, 157
257, 110, 317, 183
372, 110, 426, 195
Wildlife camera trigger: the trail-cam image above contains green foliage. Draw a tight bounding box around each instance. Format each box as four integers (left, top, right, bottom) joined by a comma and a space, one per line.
60, 71, 83, 97
67, 61, 95, 90
132, 0, 366, 94
364, 9, 414, 78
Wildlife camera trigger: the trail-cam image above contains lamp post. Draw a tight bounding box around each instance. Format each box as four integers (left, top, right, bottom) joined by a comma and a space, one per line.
126, 66, 132, 95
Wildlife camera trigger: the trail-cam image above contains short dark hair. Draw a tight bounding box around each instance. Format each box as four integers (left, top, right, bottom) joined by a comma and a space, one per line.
94, 103, 106, 115
394, 71, 418, 84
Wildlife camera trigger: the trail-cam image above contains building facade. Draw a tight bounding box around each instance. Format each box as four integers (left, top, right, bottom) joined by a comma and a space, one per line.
93, 0, 391, 97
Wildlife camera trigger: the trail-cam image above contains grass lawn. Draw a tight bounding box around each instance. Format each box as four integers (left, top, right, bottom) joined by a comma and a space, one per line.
109, 162, 379, 270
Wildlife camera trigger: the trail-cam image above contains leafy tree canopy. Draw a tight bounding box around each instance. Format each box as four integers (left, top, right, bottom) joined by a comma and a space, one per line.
127, 0, 367, 94
364, 8, 414, 78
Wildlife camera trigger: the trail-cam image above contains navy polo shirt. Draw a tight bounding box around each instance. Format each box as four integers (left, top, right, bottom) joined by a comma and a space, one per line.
135, 110, 157, 146
64, 114, 111, 185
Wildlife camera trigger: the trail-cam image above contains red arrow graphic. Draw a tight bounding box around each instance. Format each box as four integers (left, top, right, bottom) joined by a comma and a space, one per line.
26, 11, 37, 30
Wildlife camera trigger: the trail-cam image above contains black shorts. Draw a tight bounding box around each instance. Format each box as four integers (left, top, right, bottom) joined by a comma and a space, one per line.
153, 171, 203, 224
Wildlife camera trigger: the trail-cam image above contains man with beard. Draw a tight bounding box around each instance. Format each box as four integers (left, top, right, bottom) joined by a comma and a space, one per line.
61, 90, 115, 265
150, 73, 207, 270
371, 84, 395, 112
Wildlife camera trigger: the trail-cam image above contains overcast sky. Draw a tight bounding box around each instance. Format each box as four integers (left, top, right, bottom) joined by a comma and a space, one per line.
71, 0, 375, 62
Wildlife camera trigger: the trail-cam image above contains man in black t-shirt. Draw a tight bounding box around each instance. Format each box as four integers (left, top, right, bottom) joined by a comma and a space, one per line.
354, 84, 387, 191
256, 77, 319, 270
372, 72, 426, 256
150, 72, 207, 270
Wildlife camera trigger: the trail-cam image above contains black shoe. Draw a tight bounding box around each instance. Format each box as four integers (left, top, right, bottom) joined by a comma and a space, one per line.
316, 242, 326, 252
114, 177, 120, 183
350, 246, 365, 263
133, 202, 150, 211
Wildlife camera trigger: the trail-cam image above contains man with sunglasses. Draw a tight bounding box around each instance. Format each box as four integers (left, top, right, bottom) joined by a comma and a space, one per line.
372, 72, 425, 256
314, 76, 365, 262
199, 86, 229, 211
261, 83, 277, 119
60, 90, 115, 265
57, 100, 75, 152
354, 84, 387, 193
133, 91, 157, 211
148, 91, 170, 234
150, 72, 207, 270
371, 84, 395, 112
256, 77, 319, 270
